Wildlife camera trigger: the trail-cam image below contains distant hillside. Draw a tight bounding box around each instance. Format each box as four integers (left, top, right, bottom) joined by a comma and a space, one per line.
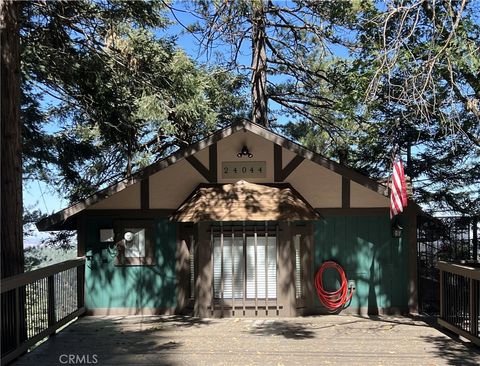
25, 245, 76, 271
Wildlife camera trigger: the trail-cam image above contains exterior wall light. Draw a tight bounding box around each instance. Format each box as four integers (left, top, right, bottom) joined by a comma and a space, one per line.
392, 223, 403, 238
237, 145, 253, 158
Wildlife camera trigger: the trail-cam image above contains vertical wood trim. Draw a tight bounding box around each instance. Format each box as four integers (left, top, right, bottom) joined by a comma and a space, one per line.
141, 178, 149, 210
439, 270, 444, 318
274, 144, 282, 182
194, 222, 211, 317
175, 224, 191, 313
407, 206, 418, 314
77, 215, 86, 257
342, 177, 350, 209
209, 143, 217, 183
77, 264, 85, 308
210, 226, 214, 317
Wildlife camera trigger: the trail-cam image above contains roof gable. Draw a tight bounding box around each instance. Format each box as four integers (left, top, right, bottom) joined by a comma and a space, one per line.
37, 120, 390, 231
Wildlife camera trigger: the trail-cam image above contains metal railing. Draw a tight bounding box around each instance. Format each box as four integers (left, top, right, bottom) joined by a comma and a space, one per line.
438, 261, 479, 346
1, 258, 85, 365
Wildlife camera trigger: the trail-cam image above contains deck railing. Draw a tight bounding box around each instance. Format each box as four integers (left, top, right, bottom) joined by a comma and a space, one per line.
1, 258, 85, 365
438, 261, 479, 346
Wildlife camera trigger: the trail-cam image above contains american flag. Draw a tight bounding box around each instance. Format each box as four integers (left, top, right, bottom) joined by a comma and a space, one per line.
390, 159, 408, 219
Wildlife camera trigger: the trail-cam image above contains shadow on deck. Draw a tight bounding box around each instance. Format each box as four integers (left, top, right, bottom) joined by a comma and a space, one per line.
11, 315, 480, 366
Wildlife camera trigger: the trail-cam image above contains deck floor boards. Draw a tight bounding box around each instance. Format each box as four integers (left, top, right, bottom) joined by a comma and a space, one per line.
11, 315, 480, 365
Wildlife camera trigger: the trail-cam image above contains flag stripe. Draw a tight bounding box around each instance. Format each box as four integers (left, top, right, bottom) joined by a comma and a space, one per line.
390, 159, 408, 219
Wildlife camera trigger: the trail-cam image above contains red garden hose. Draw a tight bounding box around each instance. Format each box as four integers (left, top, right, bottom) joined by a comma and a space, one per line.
314, 261, 354, 311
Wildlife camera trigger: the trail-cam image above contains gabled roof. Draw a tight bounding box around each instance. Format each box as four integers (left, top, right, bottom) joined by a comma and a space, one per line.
172, 181, 320, 222
37, 120, 390, 231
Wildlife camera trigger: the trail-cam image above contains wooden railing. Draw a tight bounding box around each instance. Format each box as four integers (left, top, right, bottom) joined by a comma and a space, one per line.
1, 258, 85, 365
438, 261, 479, 346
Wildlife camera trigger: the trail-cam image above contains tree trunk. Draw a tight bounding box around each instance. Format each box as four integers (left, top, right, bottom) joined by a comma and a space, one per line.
1, 0, 24, 278
251, 1, 268, 128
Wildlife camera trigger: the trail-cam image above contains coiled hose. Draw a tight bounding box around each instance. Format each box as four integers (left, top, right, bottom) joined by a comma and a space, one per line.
314, 261, 354, 311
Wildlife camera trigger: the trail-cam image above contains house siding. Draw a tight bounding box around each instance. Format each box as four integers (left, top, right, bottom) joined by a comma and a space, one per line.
84, 216, 177, 312
313, 214, 410, 312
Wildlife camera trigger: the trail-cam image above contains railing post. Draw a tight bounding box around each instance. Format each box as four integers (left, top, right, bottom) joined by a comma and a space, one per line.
15, 288, 21, 348
47, 275, 56, 336
439, 269, 444, 319
473, 216, 478, 261
470, 279, 479, 336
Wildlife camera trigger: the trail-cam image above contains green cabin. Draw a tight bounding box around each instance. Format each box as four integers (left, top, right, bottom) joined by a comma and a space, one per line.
37, 121, 419, 317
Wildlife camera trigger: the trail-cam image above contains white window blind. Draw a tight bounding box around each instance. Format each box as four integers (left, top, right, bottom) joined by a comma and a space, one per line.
246, 236, 276, 299
213, 237, 244, 299
190, 240, 195, 299
294, 234, 303, 299
213, 233, 277, 300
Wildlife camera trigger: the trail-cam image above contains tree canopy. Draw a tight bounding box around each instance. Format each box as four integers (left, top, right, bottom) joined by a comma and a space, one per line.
21, 0, 247, 202
20, 0, 479, 217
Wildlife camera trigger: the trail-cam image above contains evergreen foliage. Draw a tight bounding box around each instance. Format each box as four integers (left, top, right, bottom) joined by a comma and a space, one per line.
20, 0, 479, 216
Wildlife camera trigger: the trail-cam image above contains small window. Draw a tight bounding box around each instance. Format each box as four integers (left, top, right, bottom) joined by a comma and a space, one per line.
114, 221, 154, 266
99, 229, 114, 242
124, 228, 146, 258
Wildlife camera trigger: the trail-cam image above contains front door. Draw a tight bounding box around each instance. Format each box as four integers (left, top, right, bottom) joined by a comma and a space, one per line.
211, 224, 278, 316
178, 221, 311, 317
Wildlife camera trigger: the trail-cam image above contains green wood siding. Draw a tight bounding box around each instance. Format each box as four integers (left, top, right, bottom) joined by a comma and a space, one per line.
84, 217, 176, 310
314, 215, 410, 311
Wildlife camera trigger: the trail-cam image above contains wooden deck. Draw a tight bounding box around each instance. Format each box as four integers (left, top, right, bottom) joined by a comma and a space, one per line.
11, 315, 480, 366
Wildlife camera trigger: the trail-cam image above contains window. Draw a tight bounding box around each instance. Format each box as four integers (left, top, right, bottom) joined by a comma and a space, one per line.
99, 229, 114, 242
213, 230, 277, 300
114, 221, 154, 266
124, 228, 146, 258
246, 236, 276, 299
213, 237, 244, 299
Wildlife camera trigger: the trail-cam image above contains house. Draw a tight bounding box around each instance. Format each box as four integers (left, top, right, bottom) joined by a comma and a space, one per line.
37, 120, 419, 317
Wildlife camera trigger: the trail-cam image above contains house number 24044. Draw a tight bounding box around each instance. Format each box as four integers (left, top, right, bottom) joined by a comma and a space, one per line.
221, 161, 267, 178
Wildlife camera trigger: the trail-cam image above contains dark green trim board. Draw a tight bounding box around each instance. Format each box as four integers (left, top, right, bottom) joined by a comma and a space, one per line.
209, 143, 217, 183
316, 208, 389, 216
342, 178, 350, 209
85, 209, 175, 217
77, 214, 86, 257
141, 178, 149, 209
186, 155, 211, 182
